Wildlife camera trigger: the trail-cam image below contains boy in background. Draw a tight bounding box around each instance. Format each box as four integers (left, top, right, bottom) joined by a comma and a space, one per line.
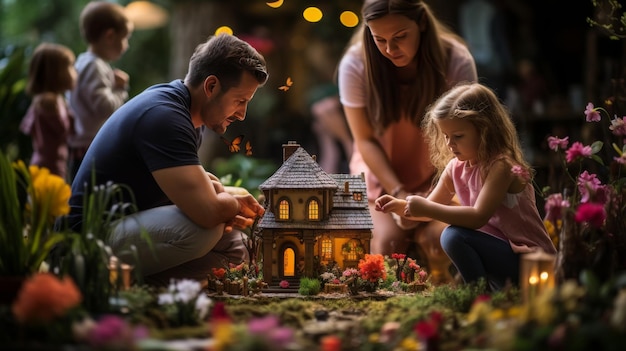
68, 0, 133, 180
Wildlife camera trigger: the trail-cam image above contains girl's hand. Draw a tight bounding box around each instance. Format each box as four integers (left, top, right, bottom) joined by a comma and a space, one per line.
375, 194, 407, 216
405, 195, 429, 217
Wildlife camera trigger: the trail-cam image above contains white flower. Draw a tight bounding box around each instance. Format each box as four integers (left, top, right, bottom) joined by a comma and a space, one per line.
195, 294, 213, 320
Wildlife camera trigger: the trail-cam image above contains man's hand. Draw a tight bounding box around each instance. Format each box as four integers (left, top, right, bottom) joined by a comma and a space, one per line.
224, 193, 265, 233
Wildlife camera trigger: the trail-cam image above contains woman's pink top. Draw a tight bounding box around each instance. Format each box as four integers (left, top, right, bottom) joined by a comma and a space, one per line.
446, 157, 557, 254
338, 36, 478, 200
20, 94, 72, 178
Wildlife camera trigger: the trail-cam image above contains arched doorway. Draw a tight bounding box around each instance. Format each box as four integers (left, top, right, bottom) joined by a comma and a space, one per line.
278, 242, 299, 278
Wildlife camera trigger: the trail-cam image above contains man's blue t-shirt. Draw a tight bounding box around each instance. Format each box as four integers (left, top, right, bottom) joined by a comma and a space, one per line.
67, 80, 204, 231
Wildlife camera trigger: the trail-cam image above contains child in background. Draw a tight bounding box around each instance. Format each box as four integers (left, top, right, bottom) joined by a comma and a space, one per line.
67, 0, 133, 181
20, 43, 77, 179
375, 82, 556, 291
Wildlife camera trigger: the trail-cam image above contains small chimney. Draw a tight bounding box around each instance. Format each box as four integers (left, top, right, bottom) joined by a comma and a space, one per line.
344, 181, 349, 193
282, 140, 300, 162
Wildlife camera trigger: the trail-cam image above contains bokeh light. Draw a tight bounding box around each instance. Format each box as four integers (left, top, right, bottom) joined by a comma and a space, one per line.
303, 7, 323, 23
265, 0, 284, 9
214, 26, 233, 36
340, 11, 359, 28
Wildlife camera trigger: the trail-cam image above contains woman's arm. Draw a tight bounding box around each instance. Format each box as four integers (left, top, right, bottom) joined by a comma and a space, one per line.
343, 106, 403, 196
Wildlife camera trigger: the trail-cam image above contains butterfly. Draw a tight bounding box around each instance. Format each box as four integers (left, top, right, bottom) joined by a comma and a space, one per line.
278, 77, 293, 91
245, 140, 253, 156
221, 135, 244, 153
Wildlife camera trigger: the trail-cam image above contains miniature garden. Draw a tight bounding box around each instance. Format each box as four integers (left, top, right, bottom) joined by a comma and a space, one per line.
2, 2, 626, 350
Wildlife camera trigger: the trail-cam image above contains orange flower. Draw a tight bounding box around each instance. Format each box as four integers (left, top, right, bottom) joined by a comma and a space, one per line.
12, 273, 82, 324
358, 254, 387, 282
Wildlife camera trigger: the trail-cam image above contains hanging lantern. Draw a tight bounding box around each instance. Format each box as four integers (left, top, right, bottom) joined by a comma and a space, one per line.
520, 250, 556, 303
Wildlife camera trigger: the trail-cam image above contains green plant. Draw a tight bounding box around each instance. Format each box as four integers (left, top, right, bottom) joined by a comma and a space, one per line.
57, 178, 145, 314
0, 46, 30, 160
298, 277, 321, 296
213, 154, 278, 198
0, 152, 69, 276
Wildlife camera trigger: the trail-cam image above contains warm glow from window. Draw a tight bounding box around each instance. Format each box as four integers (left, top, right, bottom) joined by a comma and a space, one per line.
308, 199, 319, 220
321, 237, 332, 260
353, 192, 363, 201
303, 7, 323, 23
283, 248, 295, 276
340, 11, 359, 28
214, 26, 233, 35
279, 199, 290, 220
346, 239, 361, 261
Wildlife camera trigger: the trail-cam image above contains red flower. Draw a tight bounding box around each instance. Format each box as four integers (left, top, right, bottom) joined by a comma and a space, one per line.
391, 253, 406, 260
574, 202, 606, 228
212, 267, 226, 280
12, 273, 82, 324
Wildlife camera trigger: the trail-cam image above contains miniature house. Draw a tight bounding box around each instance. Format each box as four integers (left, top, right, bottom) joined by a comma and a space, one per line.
257, 141, 373, 283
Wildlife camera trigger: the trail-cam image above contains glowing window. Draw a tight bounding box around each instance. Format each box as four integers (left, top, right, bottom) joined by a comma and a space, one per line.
345, 239, 363, 261
353, 192, 363, 201
308, 199, 319, 220
320, 237, 332, 260
279, 199, 290, 220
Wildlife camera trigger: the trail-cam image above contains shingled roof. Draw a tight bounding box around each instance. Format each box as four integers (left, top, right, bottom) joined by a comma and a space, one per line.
257, 147, 373, 230
259, 147, 338, 190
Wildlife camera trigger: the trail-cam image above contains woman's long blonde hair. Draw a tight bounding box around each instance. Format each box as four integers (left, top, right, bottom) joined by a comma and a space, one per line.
422, 82, 532, 181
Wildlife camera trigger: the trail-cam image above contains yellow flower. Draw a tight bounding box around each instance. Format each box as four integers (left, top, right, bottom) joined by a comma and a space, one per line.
30, 166, 71, 217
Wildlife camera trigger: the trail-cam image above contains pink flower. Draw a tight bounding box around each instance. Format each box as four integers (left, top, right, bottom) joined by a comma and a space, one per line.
248, 315, 280, 334
544, 193, 570, 224
548, 136, 569, 151
609, 115, 626, 136
87, 315, 149, 349
577, 171, 602, 203
574, 202, 606, 228
511, 165, 530, 182
565, 142, 593, 163
279, 280, 289, 288
585, 102, 602, 122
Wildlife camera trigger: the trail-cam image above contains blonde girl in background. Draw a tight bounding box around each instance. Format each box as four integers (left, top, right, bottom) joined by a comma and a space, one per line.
375, 82, 556, 291
20, 43, 77, 179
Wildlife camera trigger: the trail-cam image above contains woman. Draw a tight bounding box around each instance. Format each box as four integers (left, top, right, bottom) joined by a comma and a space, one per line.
337, 0, 477, 283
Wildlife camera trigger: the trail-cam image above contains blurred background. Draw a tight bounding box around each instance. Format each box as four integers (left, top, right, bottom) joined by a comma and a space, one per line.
0, 0, 623, 193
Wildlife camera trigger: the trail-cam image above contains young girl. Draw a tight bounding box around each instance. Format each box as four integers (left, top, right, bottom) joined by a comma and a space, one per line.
337, 0, 477, 284
20, 43, 77, 179
375, 82, 556, 290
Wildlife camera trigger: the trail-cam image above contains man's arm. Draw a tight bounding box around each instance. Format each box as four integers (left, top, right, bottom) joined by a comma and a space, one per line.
152, 165, 242, 229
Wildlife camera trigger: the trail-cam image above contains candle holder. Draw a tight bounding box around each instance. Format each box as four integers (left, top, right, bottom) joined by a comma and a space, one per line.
520, 250, 555, 303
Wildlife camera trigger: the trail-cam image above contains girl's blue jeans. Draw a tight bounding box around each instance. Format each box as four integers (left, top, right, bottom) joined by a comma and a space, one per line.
440, 225, 519, 290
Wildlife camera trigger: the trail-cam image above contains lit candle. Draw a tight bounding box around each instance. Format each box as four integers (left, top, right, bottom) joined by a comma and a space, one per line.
528, 275, 538, 301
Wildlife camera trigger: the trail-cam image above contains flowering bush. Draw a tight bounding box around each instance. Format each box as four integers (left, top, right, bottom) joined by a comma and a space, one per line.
390, 253, 429, 284
542, 101, 626, 281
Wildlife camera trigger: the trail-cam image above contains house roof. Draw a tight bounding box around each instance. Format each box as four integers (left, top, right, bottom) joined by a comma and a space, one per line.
257, 147, 373, 230
259, 147, 338, 190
